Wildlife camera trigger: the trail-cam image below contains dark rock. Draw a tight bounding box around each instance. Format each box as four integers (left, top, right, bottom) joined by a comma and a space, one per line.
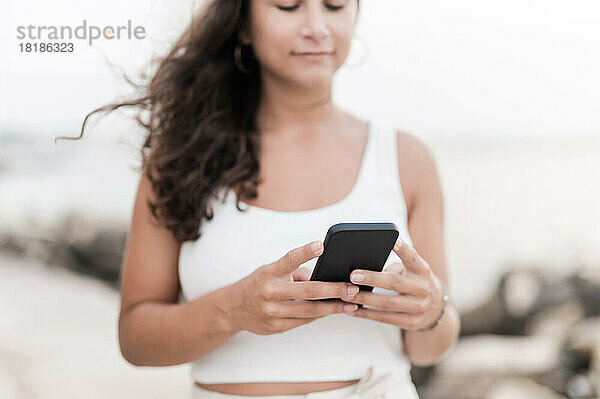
460, 267, 600, 337
0, 212, 128, 289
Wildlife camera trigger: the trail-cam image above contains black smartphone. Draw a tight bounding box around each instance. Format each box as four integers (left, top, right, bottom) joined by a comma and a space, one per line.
309, 222, 399, 299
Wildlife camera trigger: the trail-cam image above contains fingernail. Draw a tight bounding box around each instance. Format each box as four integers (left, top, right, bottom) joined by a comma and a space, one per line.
396, 238, 404, 248
311, 241, 322, 253
344, 304, 358, 313
347, 286, 359, 297
351, 272, 364, 282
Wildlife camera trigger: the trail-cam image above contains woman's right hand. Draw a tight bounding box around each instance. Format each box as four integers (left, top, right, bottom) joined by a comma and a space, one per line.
228, 240, 360, 335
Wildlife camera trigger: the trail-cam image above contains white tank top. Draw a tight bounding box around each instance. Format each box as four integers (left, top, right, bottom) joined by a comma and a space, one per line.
178, 120, 415, 383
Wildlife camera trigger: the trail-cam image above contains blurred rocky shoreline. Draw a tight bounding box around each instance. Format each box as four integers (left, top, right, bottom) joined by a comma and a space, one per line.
1, 212, 599, 399
1, 212, 127, 288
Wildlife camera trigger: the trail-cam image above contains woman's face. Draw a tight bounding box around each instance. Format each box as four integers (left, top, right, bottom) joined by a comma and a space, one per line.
240, 0, 359, 87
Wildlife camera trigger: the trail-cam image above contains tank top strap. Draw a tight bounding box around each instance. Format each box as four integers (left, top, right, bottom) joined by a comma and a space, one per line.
368, 121, 413, 248
359, 121, 403, 201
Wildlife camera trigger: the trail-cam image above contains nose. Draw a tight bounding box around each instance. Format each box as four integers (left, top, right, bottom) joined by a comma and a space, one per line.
300, 4, 330, 40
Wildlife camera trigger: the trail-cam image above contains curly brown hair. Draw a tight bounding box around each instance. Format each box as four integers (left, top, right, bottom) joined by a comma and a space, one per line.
55, 0, 359, 243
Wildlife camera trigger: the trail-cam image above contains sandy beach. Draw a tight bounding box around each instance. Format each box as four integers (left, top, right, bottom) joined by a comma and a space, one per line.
0, 254, 189, 399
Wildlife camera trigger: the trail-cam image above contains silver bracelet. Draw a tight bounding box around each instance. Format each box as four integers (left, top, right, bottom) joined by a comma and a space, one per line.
416, 279, 449, 333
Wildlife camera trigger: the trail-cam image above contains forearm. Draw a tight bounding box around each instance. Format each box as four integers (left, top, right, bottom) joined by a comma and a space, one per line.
119, 283, 242, 367
402, 303, 461, 367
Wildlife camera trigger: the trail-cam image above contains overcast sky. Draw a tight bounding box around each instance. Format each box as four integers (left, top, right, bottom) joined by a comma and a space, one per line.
2, 0, 599, 140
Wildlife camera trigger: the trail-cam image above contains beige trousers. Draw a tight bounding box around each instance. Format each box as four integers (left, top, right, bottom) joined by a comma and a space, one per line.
192, 366, 420, 399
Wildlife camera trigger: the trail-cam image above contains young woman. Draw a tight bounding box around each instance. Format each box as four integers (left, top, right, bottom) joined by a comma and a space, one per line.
73, 0, 461, 397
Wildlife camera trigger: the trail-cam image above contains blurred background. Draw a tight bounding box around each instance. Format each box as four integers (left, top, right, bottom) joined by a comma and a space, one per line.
1, 0, 599, 398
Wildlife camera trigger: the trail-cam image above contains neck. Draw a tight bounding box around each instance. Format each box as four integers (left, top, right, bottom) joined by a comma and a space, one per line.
256, 74, 344, 141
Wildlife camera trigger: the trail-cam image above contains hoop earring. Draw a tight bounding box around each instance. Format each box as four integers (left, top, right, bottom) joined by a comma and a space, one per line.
345, 35, 370, 68
234, 44, 252, 74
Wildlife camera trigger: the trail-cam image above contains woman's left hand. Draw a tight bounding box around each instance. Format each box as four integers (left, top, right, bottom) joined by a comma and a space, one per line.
341, 238, 445, 331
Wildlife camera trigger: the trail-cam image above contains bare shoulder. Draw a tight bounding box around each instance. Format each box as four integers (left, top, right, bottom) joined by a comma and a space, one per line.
394, 130, 441, 216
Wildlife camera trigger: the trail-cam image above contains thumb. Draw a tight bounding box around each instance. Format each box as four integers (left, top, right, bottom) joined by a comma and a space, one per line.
270, 240, 323, 278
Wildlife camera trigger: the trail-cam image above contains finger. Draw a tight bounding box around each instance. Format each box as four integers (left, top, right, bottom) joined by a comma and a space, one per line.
384, 261, 406, 275
346, 306, 423, 329
269, 240, 323, 278
341, 291, 425, 314
291, 266, 312, 282
279, 281, 359, 300
392, 237, 430, 275
269, 299, 358, 318
349, 270, 426, 296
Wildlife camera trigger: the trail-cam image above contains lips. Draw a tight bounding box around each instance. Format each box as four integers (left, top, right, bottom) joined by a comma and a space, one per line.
294, 51, 332, 55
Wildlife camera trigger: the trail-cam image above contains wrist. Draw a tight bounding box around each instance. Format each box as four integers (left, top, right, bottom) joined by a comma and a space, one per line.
416, 278, 449, 333
211, 282, 245, 335
196, 284, 242, 335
